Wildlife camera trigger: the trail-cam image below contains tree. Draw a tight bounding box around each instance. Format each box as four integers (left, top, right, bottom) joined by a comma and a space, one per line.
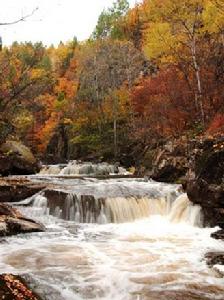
131, 67, 193, 147
0, 42, 53, 143
77, 39, 144, 158
143, 0, 213, 125
120, 5, 144, 49
92, 0, 129, 40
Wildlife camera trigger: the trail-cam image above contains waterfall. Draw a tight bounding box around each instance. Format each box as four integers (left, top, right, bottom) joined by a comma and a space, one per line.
28, 191, 202, 226
39, 161, 130, 176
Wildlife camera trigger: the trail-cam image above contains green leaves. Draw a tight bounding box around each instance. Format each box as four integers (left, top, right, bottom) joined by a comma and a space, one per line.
92, 0, 129, 39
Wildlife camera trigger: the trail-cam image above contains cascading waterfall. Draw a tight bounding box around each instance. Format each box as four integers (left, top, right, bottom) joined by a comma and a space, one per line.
27, 189, 202, 226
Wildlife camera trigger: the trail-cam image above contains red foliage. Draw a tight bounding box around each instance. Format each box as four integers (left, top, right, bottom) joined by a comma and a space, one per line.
131, 67, 195, 139
207, 113, 224, 135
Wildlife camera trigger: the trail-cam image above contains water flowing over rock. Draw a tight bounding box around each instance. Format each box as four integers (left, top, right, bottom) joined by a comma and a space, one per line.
135, 136, 224, 229
1, 170, 224, 300
20, 179, 202, 226
39, 161, 130, 177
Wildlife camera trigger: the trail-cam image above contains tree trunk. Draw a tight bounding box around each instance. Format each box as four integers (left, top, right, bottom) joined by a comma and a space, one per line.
191, 36, 205, 126
113, 118, 117, 159
60, 124, 68, 161
113, 94, 118, 159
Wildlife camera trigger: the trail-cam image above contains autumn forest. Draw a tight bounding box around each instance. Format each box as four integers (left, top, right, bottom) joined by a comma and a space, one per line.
0, 0, 223, 166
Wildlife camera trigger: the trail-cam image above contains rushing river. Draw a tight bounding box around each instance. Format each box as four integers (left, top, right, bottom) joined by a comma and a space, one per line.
0, 163, 224, 300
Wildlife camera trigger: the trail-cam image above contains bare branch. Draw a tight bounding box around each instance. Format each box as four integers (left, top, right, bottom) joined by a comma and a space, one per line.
0, 7, 38, 26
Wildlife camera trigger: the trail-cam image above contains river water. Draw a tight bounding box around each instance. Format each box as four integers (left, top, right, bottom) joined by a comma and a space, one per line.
0, 166, 224, 300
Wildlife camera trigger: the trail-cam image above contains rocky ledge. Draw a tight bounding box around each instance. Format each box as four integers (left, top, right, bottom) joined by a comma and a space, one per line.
138, 135, 224, 228
0, 177, 45, 203
0, 274, 42, 300
186, 137, 224, 228
0, 203, 45, 237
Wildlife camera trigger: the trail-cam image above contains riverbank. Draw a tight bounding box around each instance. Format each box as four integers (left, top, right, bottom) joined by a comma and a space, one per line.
0, 177, 45, 203
0, 274, 42, 300
137, 135, 224, 228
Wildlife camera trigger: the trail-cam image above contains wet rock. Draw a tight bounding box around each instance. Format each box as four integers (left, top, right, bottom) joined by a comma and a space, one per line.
0, 177, 45, 203
6, 217, 45, 235
0, 203, 45, 236
0, 203, 22, 218
187, 138, 224, 227
205, 252, 224, 267
0, 274, 42, 300
211, 229, 224, 240
44, 189, 105, 222
0, 140, 40, 176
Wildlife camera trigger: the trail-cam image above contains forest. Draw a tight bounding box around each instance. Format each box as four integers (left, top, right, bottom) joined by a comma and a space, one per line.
0, 0, 223, 166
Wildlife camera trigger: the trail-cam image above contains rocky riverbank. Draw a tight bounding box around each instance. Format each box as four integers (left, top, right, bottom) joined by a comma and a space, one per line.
0, 274, 42, 300
138, 135, 224, 228
0, 203, 45, 237
0, 177, 45, 203
138, 136, 224, 273
186, 137, 224, 228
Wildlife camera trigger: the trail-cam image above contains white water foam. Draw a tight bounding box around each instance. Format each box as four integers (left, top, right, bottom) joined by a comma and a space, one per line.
0, 217, 223, 300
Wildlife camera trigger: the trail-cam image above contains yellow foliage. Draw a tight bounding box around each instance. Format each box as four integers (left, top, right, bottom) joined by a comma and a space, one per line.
203, 0, 224, 34
144, 22, 181, 62
30, 68, 46, 80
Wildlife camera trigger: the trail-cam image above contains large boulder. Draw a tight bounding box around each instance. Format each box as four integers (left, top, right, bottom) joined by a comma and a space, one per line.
0, 140, 40, 175
138, 138, 191, 183
0, 203, 45, 236
187, 137, 224, 227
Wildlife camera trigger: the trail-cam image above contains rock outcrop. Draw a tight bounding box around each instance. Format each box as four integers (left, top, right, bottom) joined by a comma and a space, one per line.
0, 140, 40, 176
138, 135, 224, 227
0, 178, 45, 203
138, 137, 198, 183
0, 203, 45, 236
147, 139, 189, 183
186, 137, 224, 227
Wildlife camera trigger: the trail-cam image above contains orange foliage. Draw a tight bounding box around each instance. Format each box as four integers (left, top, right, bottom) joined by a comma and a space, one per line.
35, 112, 60, 153
55, 77, 77, 100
